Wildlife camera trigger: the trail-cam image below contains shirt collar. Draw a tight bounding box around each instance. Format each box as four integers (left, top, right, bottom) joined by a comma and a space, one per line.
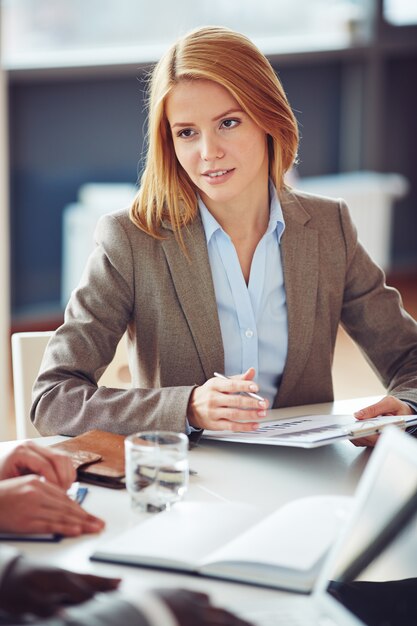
268, 180, 285, 241
198, 180, 285, 245
198, 196, 221, 244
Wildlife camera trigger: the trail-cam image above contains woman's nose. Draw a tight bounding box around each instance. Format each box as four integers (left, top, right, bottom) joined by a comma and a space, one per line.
200, 134, 224, 161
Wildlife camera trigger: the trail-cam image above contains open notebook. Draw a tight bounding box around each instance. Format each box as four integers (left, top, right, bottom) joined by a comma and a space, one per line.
91, 494, 352, 592
231, 427, 417, 626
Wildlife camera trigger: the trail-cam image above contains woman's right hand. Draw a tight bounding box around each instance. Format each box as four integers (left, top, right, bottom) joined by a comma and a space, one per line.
0, 475, 105, 536
187, 368, 268, 431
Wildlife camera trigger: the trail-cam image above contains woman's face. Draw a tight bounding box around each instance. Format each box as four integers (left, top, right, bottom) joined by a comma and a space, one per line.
165, 79, 269, 213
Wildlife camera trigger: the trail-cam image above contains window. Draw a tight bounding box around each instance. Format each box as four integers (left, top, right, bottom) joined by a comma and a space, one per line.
384, 0, 417, 26
1, 0, 373, 70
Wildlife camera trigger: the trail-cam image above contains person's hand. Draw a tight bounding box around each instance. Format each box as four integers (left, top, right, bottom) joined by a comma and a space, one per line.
0, 556, 120, 617
187, 368, 268, 431
155, 589, 253, 626
351, 395, 415, 447
0, 440, 75, 489
0, 474, 104, 536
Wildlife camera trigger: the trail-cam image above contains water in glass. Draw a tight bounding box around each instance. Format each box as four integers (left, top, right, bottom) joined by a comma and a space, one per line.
125, 432, 189, 513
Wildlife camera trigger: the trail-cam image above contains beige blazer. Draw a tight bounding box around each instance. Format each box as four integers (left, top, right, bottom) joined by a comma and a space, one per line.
32, 188, 417, 436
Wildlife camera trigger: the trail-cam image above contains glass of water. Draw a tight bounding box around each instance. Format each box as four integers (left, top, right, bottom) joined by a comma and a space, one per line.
125, 431, 189, 513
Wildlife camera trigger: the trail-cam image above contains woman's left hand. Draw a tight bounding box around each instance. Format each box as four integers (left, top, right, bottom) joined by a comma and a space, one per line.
351, 395, 415, 447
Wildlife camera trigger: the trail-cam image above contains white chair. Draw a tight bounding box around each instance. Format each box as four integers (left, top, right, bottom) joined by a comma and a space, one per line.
11, 331, 131, 439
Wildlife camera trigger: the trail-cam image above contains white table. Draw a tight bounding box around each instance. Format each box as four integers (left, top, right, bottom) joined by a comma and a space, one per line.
0, 396, 379, 614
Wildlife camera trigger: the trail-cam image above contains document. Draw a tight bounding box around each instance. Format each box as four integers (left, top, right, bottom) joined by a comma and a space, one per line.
203, 413, 417, 448
91, 496, 351, 592
0, 532, 62, 542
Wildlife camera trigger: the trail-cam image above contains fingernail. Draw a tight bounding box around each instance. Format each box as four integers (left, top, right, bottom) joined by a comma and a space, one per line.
88, 520, 105, 531
258, 410, 266, 417
258, 400, 266, 408
86, 526, 102, 534
249, 384, 259, 392
354, 410, 364, 417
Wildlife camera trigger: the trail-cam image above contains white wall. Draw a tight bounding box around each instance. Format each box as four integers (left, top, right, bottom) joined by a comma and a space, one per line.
0, 5, 12, 440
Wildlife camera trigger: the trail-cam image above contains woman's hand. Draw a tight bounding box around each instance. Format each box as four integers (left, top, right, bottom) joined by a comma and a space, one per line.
0, 440, 75, 490
187, 368, 268, 431
0, 475, 104, 536
351, 395, 415, 447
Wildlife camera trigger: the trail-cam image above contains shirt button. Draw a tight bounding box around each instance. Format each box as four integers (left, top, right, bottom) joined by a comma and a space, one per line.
245, 329, 254, 339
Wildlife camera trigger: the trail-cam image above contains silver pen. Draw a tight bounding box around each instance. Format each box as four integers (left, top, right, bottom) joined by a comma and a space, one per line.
213, 372, 265, 402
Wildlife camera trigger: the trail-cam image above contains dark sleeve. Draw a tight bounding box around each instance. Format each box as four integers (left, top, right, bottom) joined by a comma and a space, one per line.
8, 596, 152, 626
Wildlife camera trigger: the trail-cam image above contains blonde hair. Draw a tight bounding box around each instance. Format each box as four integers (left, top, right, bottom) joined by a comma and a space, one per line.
130, 26, 299, 241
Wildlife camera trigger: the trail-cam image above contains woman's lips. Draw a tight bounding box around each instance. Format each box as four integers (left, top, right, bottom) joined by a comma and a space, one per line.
202, 168, 235, 184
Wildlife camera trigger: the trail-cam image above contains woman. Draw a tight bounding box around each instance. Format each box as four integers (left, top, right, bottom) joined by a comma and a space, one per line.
32, 26, 417, 445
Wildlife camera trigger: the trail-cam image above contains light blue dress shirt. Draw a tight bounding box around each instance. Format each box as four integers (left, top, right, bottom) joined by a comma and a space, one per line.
198, 182, 288, 407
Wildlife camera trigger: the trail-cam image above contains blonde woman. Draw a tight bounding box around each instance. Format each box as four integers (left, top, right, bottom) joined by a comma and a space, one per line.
32, 26, 417, 446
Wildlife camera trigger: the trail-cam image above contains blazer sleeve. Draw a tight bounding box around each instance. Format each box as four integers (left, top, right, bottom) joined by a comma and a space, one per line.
338, 200, 417, 406
31, 213, 195, 436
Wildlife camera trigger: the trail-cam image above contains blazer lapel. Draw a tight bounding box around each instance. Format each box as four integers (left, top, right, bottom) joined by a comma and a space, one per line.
161, 216, 224, 380
275, 190, 319, 407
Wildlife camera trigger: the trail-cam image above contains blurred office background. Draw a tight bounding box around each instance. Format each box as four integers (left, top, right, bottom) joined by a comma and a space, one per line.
1, 0, 417, 438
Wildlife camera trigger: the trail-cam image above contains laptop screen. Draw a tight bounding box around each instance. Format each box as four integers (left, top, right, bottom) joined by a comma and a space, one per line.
323, 433, 417, 626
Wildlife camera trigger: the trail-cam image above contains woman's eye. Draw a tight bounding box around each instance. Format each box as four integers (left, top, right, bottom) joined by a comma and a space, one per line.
221, 119, 240, 129
177, 128, 196, 138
